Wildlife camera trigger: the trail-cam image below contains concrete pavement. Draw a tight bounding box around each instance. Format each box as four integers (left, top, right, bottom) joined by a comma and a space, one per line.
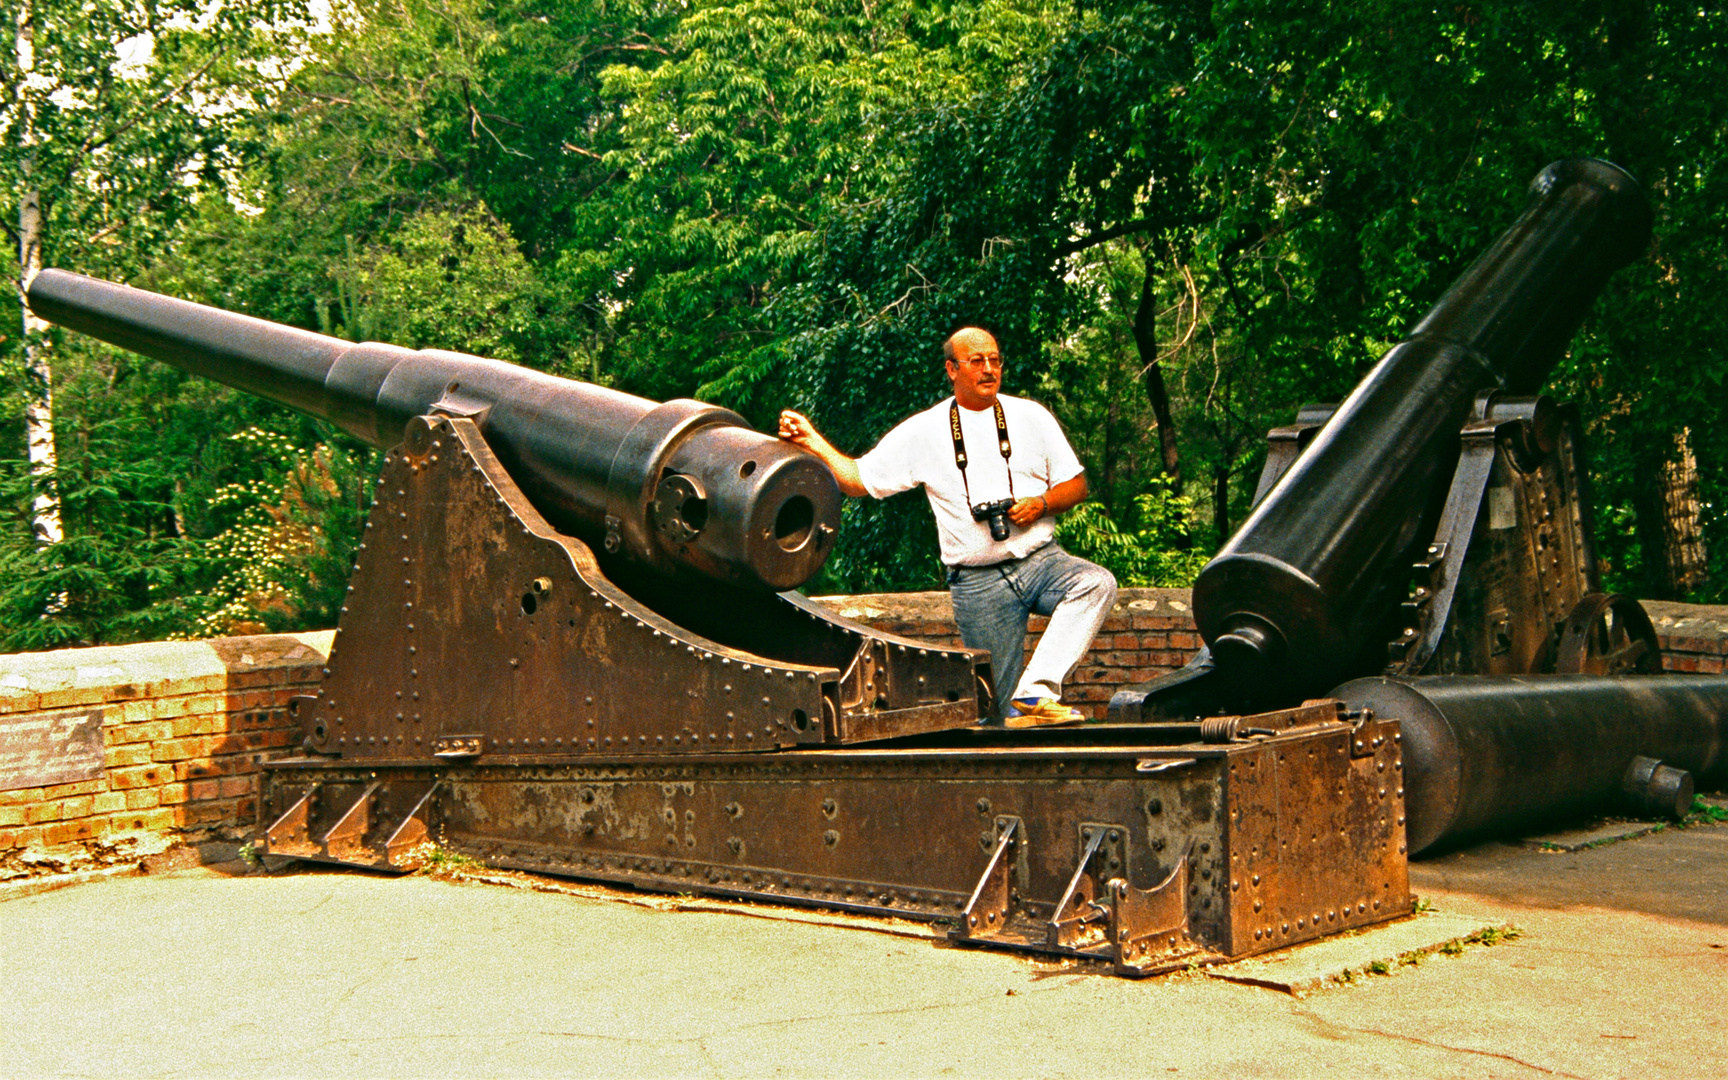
4, 817, 1725, 1079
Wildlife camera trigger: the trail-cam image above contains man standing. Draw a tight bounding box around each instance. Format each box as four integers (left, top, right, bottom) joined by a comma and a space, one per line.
779, 327, 1117, 728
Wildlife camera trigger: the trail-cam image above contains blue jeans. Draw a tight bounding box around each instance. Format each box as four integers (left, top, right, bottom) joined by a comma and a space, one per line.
948, 543, 1118, 719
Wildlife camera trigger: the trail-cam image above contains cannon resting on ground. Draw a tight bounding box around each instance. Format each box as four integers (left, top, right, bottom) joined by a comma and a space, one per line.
26, 158, 1722, 975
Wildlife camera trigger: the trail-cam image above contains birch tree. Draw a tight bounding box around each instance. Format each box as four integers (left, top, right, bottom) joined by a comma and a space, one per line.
0, 0, 302, 552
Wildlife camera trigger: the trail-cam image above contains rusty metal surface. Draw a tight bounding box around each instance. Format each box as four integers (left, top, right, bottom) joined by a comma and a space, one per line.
1389, 397, 1603, 677
1554, 592, 1663, 675
261, 701, 1409, 970
296, 414, 986, 761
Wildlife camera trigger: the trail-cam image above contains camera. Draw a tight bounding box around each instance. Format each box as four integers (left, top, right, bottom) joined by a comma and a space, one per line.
970, 498, 1016, 542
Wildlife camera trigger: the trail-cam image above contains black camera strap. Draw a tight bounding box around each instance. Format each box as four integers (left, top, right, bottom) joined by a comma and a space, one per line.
949, 399, 1014, 506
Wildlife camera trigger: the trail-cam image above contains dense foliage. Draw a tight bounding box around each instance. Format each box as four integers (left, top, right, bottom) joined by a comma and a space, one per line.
2, 0, 1723, 649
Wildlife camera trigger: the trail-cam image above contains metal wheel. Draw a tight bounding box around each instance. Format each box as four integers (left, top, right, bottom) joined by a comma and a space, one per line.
1554, 592, 1662, 675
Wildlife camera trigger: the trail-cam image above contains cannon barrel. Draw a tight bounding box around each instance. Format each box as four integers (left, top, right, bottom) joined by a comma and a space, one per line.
1194, 160, 1651, 696
26, 270, 840, 591
1332, 674, 1726, 854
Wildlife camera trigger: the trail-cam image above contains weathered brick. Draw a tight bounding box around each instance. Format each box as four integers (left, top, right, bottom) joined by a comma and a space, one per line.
57, 795, 95, 820
104, 719, 172, 745
112, 808, 174, 833
1064, 684, 1112, 702
43, 818, 100, 845
24, 801, 64, 825
129, 787, 167, 809
179, 800, 237, 826
93, 792, 127, 814
0, 788, 41, 806
40, 778, 104, 799
109, 764, 174, 790
189, 778, 222, 801
0, 806, 24, 827
176, 757, 246, 782
0, 825, 45, 849
219, 775, 254, 798
147, 692, 227, 721
170, 713, 228, 738
152, 735, 219, 762
106, 744, 153, 768
30, 686, 111, 710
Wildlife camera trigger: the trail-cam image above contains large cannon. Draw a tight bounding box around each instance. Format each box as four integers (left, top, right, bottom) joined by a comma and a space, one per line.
28, 270, 838, 592
1198, 158, 1652, 702
1112, 159, 1726, 850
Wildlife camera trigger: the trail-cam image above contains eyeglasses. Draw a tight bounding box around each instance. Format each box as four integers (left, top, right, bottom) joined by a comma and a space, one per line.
952, 355, 1003, 371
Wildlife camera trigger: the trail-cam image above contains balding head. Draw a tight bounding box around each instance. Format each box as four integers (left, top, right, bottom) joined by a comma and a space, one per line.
943, 326, 1002, 410
943, 326, 997, 366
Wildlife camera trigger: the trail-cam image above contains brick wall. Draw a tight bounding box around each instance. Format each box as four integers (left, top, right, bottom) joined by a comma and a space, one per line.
1, 591, 1723, 862
0, 633, 329, 858
813, 592, 1728, 712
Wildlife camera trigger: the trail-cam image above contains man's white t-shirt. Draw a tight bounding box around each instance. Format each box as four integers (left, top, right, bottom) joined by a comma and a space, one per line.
855, 394, 1085, 567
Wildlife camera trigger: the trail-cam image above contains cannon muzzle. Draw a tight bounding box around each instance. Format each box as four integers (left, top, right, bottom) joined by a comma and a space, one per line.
27, 270, 840, 591
1195, 159, 1651, 697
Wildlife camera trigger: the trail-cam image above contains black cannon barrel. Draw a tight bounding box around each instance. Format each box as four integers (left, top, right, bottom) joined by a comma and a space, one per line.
1332, 674, 1725, 855
1194, 160, 1651, 696
27, 270, 840, 591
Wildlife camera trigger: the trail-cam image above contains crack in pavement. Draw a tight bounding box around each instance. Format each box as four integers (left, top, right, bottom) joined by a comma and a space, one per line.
1303, 1013, 1594, 1078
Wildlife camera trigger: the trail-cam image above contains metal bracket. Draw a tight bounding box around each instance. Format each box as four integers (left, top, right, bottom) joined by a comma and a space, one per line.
321, 781, 382, 862
262, 782, 320, 856
1046, 823, 1126, 949
383, 781, 442, 866
954, 815, 1022, 942
1106, 857, 1194, 976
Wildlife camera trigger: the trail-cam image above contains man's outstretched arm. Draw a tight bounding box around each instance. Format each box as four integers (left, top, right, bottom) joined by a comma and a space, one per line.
778, 409, 866, 497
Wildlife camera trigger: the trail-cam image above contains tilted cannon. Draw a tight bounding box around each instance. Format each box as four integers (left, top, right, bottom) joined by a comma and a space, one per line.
1111, 159, 1727, 852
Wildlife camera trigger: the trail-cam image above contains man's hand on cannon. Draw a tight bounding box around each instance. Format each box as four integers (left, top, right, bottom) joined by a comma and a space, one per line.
778, 409, 866, 496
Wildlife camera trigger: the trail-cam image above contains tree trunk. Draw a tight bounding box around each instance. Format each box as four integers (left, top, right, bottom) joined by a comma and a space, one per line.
15, 0, 62, 549
1659, 427, 1708, 597
1132, 252, 1181, 489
